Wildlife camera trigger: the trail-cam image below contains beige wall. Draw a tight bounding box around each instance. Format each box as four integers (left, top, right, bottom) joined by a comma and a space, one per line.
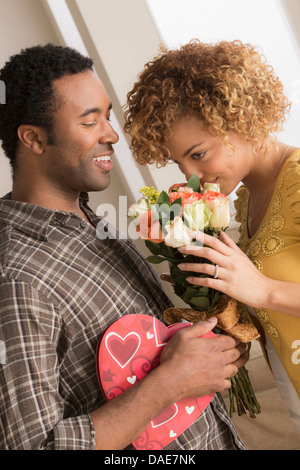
0, 0, 130, 220
281, 0, 300, 55
66, 0, 186, 194
0, 0, 60, 196
67, 0, 161, 110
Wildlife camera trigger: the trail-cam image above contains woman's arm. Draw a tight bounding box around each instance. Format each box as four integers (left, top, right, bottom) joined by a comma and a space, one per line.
176, 230, 300, 319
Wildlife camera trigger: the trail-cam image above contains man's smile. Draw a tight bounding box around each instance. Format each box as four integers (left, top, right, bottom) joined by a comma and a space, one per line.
93, 154, 114, 171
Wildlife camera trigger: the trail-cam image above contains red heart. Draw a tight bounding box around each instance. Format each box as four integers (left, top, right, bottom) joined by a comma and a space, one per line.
153, 317, 170, 347
105, 332, 141, 368
151, 404, 178, 428
96, 314, 215, 450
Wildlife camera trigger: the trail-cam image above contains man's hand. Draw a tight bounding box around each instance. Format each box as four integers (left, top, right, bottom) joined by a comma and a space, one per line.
90, 317, 248, 449
159, 317, 246, 400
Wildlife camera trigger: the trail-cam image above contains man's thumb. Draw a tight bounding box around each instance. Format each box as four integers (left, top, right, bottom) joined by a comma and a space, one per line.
189, 316, 218, 336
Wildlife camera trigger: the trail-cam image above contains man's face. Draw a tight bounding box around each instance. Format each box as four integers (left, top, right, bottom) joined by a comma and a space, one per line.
43, 70, 119, 194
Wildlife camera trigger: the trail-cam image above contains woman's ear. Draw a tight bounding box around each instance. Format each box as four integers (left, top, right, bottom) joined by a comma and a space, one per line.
252, 140, 266, 157
17, 125, 48, 155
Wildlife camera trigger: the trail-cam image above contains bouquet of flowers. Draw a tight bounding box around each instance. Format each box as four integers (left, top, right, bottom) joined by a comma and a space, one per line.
128, 174, 261, 418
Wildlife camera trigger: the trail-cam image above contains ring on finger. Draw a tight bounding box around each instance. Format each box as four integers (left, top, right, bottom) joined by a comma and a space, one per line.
213, 264, 219, 279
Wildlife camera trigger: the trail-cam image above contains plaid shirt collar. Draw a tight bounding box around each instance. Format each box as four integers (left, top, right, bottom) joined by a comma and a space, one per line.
0, 192, 98, 242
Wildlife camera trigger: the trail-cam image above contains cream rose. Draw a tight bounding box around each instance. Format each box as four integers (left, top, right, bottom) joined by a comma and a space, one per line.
183, 200, 212, 231
164, 216, 194, 248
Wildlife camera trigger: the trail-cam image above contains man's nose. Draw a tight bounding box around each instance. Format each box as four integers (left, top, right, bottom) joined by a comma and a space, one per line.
99, 119, 119, 144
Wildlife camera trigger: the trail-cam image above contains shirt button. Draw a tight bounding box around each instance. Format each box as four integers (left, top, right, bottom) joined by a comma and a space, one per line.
80, 221, 87, 228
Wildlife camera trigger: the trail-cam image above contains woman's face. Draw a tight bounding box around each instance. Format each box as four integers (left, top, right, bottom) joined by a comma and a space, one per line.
165, 116, 254, 195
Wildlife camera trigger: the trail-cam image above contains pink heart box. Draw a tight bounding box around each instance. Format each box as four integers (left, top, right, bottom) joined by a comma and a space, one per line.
96, 314, 215, 450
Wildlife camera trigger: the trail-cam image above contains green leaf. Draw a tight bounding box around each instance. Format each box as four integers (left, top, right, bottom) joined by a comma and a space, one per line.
169, 200, 182, 220
145, 255, 167, 264
145, 240, 164, 256
170, 266, 190, 283
186, 173, 201, 192
156, 203, 172, 228
173, 283, 186, 297
157, 191, 170, 206
170, 198, 182, 208
183, 254, 202, 264
198, 286, 210, 295
190, 296, 211, 310
158, 205, 172, 220
150, 204, 160, 220
181, 286, 199, 303
211, 290, 222, 307
160, 243, 177, 258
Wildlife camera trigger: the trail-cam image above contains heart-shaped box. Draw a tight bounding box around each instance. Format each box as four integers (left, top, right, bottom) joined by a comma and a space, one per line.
96, 314, 215, 449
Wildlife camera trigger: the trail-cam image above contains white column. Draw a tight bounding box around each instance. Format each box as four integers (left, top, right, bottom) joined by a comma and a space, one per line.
43, 0, 163, 202
280, 0, 300, 57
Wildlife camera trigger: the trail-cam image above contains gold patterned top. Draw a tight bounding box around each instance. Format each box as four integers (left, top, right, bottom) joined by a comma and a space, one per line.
234, 149, 300, 397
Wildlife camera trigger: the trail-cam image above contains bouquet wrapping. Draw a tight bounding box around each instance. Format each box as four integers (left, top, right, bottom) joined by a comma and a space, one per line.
128, 174, 261, 418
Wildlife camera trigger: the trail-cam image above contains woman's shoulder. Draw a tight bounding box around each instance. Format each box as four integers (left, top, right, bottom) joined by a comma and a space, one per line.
280, 148, 300, 214
233, 184, 249, 223
281, 148, 300, 191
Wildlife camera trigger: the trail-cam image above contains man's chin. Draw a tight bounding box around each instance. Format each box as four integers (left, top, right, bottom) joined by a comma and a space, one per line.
85, 177, 111, 194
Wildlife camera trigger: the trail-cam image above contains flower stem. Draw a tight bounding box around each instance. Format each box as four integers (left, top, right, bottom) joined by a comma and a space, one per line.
229, 367, 261, 418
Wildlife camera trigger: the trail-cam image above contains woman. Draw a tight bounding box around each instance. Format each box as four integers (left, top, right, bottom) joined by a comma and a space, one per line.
124, 40, 300, 429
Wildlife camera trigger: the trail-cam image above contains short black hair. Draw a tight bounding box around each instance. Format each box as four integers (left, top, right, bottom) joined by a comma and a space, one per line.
0, 43, 94, 169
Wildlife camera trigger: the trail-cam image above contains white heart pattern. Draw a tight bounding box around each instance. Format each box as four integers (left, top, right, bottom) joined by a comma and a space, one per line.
97, 314, 215, 450
127, 375, 137, 385
185, 406, 195, 415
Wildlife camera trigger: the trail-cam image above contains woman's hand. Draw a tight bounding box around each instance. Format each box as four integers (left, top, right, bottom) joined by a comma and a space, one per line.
175, 229, 272, 309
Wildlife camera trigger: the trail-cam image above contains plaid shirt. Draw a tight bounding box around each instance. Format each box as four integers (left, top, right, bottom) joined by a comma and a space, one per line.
0, 193, 245, 450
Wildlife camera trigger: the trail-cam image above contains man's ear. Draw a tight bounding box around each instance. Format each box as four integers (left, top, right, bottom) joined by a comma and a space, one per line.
17, 125, 48, 155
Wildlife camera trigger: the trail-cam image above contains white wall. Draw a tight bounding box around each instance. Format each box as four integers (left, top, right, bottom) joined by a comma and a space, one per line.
0, 0, 130, 220
145, 0, 300, 184
0, 0, 61, 196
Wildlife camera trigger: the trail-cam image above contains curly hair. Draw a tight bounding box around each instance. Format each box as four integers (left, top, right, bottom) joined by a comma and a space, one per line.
124, 40, 291, 166
0, 43, 94, 169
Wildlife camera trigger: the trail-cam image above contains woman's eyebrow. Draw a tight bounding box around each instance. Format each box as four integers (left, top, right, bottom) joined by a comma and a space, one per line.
183, 142, 204, 157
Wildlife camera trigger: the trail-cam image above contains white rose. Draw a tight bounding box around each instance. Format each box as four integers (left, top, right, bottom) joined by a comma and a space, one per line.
183, 200, 211, 230
127, 197, 151, 218
179, 186, 194, 193
203, 182, 221, 192
164, 216, 194, 248
209, 198, 230, 229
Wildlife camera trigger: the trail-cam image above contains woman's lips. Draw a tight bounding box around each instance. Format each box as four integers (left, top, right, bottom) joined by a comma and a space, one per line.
201, 178, 219, 186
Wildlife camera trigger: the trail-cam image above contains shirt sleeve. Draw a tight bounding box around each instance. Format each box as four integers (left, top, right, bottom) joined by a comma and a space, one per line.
0, 279, 96, 450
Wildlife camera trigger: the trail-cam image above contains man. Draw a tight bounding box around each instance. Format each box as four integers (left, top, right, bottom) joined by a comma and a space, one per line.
0, 44, 247, 450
